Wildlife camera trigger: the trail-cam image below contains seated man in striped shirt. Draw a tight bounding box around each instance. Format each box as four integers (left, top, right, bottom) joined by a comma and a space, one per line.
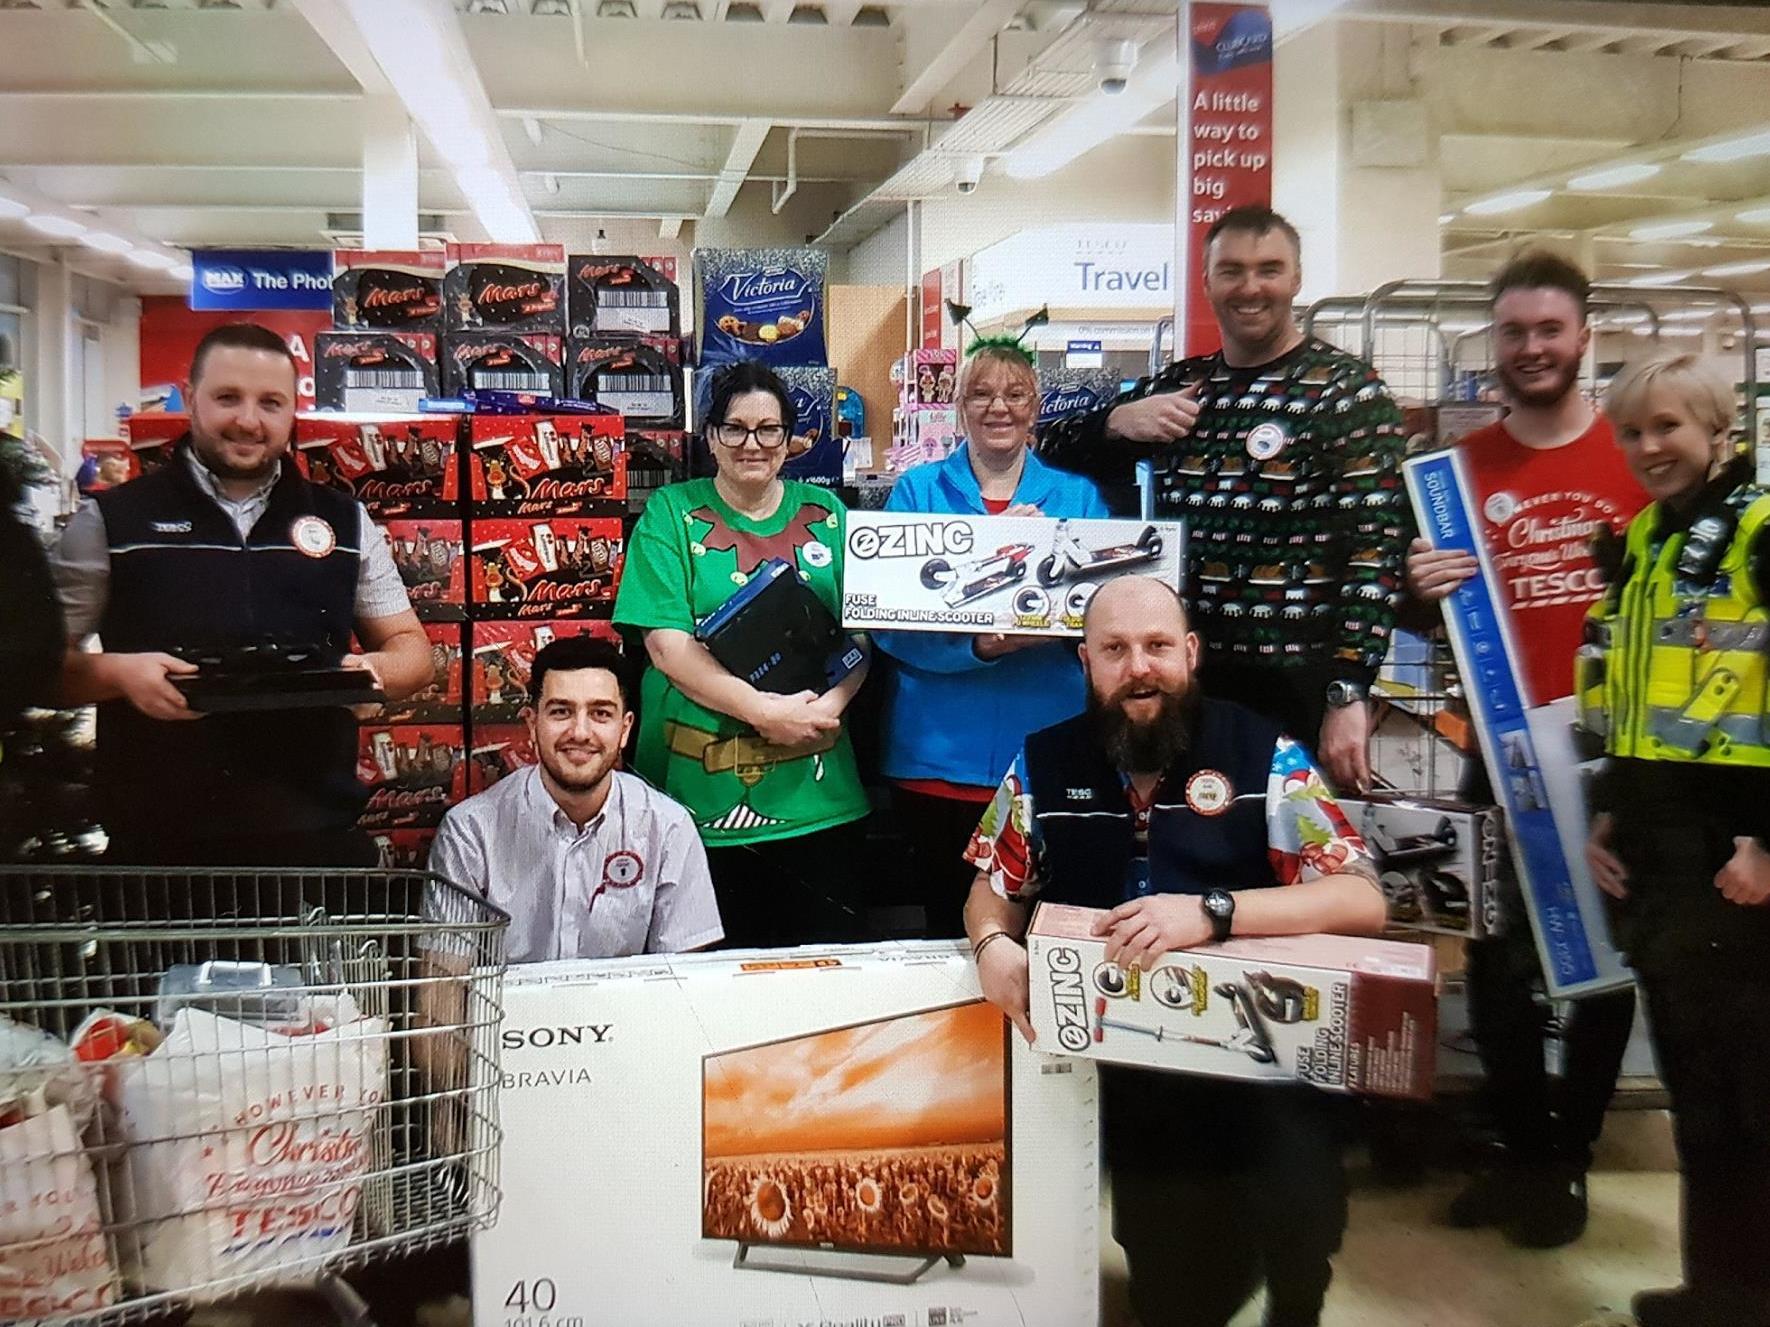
429, 635, 723, 961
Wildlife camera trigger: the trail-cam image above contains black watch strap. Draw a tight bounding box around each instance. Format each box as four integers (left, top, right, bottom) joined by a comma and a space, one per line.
1203, 889, 1234, 943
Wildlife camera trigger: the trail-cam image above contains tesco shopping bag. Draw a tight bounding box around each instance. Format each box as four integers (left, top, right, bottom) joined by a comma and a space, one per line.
0, 1103, 118, 1320
114, 998, 387, 1294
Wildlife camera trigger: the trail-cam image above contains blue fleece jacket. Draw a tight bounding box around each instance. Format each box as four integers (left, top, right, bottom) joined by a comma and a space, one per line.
875, 444, 1110, 790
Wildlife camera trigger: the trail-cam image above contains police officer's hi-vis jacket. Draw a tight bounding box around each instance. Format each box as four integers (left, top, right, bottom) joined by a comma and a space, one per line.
1579, 455, 1770, 767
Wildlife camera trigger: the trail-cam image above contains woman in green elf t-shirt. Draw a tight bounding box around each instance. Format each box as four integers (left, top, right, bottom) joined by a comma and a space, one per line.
613, 360, 871, 948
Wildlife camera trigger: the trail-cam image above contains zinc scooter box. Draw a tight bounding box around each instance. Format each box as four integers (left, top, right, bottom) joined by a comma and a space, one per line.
1024, 903, 1438, 1101
841, 511, 1185, 636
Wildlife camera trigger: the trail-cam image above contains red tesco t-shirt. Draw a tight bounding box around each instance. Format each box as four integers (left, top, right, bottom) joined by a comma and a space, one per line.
1457, 416, 1645, 708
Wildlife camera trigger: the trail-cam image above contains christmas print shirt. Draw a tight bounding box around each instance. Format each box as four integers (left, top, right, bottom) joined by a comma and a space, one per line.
1039, 338, 1409, 683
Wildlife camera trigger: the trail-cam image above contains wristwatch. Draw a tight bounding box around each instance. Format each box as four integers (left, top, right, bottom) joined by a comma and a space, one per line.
1201, 889, 1235, 943
1325, 680, 1368, 709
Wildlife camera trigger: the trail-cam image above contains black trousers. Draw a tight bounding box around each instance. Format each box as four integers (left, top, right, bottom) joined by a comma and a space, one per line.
1464, 908, 1637, 1168
1110, 1082, 1347, 1327
892, 786, 989, 939
1458, 761, 1636, 1169
1642, 966, 1770, 1320
705, 819, 871, 948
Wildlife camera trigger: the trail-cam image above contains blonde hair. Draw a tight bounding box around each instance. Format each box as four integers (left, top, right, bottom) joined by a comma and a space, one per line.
1603, 350, 1737, 438
955, 344, 1038, 407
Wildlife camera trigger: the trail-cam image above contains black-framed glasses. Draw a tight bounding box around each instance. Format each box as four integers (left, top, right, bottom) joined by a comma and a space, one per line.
711, 423, 789, 449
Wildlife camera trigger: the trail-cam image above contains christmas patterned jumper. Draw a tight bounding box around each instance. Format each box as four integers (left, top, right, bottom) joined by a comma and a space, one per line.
1039, 337, 1409, 684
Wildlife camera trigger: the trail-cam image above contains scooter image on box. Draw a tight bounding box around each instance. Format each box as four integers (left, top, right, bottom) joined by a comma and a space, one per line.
1244, 970, 1313, 1024
920, 543, 1034, 607
1092, 988, 1277, 1065
1037, 518, 1163, 588
1361, 808, 1470, 926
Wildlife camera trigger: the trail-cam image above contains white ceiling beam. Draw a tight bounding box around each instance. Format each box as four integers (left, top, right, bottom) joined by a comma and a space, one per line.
891, 0, 1022, 116
292, 0, 539, 242
659, 216, 684, 239
704, 118, 771, 218
760, 0, 796, 20
1350, 0, 1770, 41
823, 0, 860, 25
498, 106, 918, 131
1506, 27, 1574, 52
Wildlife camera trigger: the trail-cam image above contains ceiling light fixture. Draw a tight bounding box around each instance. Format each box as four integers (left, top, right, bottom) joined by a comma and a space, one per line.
1568, 162, 1661, 191
1002, 44, 1178, 180
1626, 269, 1695, 287
1682, 132, 1770, 164
1438, 213, 1455, 225
1703, 258, 1770, 278
1463, 188, 1552, 216
23, 213, 88, 239
127, 249, 179, 271
1630, 219, 1715, 242
532, 0, 575, 12
0, 195, 28, 221
80, 232, 135, 255
1738, 206, 1770, 225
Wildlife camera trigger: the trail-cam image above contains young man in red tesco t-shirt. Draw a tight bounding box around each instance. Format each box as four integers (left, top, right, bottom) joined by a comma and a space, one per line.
1406, 253, 1642, 1248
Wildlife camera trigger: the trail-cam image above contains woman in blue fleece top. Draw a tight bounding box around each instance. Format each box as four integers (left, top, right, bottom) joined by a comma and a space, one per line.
876, 342, 1109, 936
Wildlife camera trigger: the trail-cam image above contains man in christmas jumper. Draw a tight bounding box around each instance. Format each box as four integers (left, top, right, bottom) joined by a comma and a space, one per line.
1406, 252, 1641, 1248
1039, 205, 1409, 796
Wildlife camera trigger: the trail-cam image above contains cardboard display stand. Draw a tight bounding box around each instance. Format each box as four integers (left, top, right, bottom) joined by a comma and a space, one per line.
841, 512, 1185, 637
1404, 450, 1631, 998
475, 944, 1099, 1327
1025, 904, 1438, 1101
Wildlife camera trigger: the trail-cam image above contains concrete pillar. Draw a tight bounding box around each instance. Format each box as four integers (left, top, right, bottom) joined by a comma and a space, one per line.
30, 256, 72, 478
1274, 19, 1443, 305
362, 95, 420, 251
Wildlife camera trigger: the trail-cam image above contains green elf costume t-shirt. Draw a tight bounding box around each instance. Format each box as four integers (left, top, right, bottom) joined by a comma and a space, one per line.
613, 478, 869, 847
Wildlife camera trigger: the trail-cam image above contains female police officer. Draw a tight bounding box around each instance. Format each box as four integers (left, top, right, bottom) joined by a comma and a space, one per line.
1581, 350, 1770, 1327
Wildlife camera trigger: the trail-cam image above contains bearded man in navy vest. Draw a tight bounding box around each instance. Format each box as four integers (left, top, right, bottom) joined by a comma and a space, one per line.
50, 324, 432, 866
964, 576, 1388, 1327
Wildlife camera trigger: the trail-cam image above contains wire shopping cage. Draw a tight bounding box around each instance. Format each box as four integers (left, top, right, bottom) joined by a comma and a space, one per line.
0, 868, 509, 1325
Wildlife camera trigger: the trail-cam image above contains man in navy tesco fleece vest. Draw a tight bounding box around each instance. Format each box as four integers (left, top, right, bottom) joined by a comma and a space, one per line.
963, 576, 1389, 1327
50, 324, 433, 865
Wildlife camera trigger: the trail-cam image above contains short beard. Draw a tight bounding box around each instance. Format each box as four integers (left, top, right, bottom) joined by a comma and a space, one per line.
538, 748, 614, 797
1088, 682, 1202, 776
1499, 356, 1580, 410
190, 428, 281, 483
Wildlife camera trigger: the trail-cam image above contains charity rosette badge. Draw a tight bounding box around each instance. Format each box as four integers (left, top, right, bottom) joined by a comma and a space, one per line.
841, 511, 1185, 637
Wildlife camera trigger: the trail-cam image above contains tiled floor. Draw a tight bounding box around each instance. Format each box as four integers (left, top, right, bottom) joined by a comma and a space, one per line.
1102, 1111, 1681, 1327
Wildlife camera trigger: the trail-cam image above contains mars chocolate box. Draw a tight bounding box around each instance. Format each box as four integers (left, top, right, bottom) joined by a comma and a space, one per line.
356, 723, 466, 831
295, 413, 459, 518
382, 518, 466, 622
333, 250, 445, 332
568, 254, 681, 339
313, 331, 440, 413
356, 621, 463, 726
467, 412, 626, 516
468, 517, 624, 620
567, 336, 684, 427
466, 722, 534, 795
469, 619, 622, 722
369, 827, 438, 871
1026, 902, 1438, 1101
443, 332, 564, 399
445, 243, 566, 334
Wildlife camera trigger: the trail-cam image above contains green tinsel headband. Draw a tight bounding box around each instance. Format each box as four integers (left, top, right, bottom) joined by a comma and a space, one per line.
947, 301, 1050, 365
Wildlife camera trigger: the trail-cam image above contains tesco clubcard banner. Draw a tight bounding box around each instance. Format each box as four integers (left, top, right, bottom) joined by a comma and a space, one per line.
1185, 4, 1274, 356
1404, 449, 1631, 998
474, 944, 1099, 1327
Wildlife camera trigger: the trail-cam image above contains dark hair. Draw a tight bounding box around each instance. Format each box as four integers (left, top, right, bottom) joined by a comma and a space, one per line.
1490, 251, 1591, 322
529, 636, 630, 709
702, 360, 796, 438
1204, 205, 1301, 261
190, 323, 299, 385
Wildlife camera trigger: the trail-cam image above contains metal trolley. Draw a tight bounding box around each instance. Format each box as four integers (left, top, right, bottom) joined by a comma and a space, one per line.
0, 869, 509, 1325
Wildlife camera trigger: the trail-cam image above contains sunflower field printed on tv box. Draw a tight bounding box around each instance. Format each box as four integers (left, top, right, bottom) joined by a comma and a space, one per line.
841, 511, 1184, 637
473, 943, 1098, 1326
